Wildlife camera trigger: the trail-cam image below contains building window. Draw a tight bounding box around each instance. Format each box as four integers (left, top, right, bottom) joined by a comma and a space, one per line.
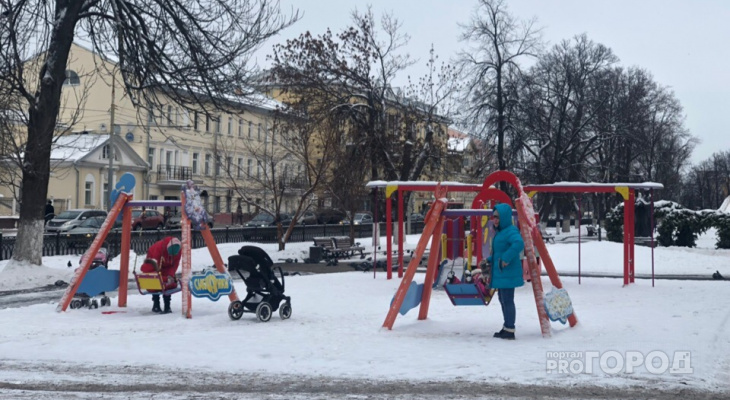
194, 112, 199, 130
226, 156, 233, 175
167, 105, 173, 125
63, 70, 80, 86
238, 119, 243, 137
215, 156, 221, 176
248, 121, 253, 138
205, 154, 211, 176
227, 117, 232, 135
215, 116, 221, 134
192, 153, 199, 175
247, 159, 252, 176
205, 115, 210, 132
214, 196, 221, 213
84, 175, 95, 205
237, 158, 243, 178
257, 123, 261, 140
148, 147, 155, 166
147, 109, 155, 127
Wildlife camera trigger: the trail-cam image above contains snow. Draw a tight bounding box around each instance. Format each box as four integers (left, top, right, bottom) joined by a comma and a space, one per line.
0, 229, 729, 395
720, 196, 730, 213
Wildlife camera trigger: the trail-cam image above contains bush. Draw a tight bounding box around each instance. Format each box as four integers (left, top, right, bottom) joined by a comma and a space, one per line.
604, 199, 730, 248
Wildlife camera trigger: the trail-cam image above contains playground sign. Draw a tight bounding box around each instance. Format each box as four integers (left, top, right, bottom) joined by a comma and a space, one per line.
189, 270, 234, 301
544, 287, 574, 324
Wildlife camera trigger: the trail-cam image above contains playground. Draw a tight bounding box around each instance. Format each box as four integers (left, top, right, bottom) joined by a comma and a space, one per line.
0, 172, 729, 398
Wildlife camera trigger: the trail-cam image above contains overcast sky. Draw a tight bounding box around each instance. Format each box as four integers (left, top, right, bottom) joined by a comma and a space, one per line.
258, 0, 729, 164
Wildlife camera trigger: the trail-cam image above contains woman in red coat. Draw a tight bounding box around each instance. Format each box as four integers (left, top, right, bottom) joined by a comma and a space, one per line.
140, 237, 181, 314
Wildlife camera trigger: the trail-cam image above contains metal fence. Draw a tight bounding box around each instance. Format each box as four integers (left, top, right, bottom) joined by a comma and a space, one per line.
0, 222, 426, 261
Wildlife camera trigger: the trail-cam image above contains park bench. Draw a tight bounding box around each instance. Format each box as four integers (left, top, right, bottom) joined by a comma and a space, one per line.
586, 225, 601, 237
539, 224, 556, 244
332, 236, 366, 259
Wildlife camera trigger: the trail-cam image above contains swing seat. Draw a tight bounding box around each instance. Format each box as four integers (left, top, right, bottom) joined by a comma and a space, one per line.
134, 272, 181, 296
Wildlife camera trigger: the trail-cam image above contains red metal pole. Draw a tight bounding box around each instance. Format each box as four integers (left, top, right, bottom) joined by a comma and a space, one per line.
623, 197, 630, 286
629, 189, 636, 283
398, 189, 404, 278
650, 189, 655, 287
118, 203, 132, 307
418, 215, 445, 321
578, 197, 582, 285
386, 189, 393, 280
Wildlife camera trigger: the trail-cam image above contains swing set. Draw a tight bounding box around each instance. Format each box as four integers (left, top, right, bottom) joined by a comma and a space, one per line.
57, 178, 239, 318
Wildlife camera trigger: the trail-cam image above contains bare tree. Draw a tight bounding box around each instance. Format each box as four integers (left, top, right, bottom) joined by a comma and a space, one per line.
218, 102, 339, 250
458, 0, 541, 174
0, 0, 298, 265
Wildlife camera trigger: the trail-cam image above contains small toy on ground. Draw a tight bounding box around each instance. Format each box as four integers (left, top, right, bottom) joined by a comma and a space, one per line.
226, 246, 292, 322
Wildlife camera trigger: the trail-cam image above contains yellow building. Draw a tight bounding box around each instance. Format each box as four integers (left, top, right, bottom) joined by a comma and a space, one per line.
1, 44, 305, 220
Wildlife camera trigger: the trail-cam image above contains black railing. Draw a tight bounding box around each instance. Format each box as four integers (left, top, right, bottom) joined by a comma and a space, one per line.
0, 222, 426, 261
156, 165, 192, 182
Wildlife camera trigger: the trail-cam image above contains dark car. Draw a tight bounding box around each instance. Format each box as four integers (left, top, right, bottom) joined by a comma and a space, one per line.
131, 209, 165, 230
409, 213, 425, 223
245, 213, 292, 227
317, 209, 347, 224
164, 211, 215, 229
340, 212, 374, 225
283, 211, 318, 226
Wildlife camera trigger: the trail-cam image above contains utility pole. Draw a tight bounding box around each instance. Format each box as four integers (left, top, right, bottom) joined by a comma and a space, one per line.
106, 75, 116, 211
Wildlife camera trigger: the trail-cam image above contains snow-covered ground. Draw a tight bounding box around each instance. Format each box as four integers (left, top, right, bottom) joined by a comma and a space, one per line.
0, 228, 729, 398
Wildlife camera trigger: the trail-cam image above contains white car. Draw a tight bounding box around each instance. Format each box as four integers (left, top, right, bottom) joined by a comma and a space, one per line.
45, 209, 108, 233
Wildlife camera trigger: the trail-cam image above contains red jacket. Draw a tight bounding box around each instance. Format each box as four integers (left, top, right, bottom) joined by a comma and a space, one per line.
140, 237, 181, 279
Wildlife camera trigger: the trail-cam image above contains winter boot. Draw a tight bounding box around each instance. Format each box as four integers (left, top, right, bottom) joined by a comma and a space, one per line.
151, 294, 162, 313
493, 327, 516, 340
162, 295, 172, 314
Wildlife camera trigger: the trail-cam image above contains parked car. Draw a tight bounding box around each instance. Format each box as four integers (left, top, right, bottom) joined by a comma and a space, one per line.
340, 212, 374, 225
282, 211, 318, 226
45, 209, 108, 233
409, 213, 425, 223
317, 208, 347, 224
164, 211, 215, 229
131, 209, 165, 230
244, 213, 292, 227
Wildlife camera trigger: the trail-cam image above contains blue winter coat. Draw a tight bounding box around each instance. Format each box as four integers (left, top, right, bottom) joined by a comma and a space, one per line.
488, 203, 525, 289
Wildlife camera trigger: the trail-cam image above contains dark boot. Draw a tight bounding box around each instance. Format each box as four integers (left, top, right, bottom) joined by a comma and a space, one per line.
151, 294, 162, 313
493, 328, 516, 340
162, 295, 172, 314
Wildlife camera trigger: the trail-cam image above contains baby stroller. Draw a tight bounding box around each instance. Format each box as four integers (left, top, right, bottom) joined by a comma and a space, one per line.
227, 246, 292, 322
70, 247, 113, 309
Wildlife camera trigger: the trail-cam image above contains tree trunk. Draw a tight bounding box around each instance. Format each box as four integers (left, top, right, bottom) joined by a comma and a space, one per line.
11, 5, 80, 265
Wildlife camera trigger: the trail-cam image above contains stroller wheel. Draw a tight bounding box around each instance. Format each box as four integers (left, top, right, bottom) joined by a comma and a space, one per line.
228, 301, 244, 320
90, 299, 99, 309
279, 302, 292, 320
256, 302, 272, 322
70, 299, 82, 309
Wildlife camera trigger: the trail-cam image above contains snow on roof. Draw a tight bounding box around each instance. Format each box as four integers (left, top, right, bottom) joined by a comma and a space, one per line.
50, 134, 109, 161
366, 180, 481, 188
526, 181, 664, 190
447, 136, 470, 152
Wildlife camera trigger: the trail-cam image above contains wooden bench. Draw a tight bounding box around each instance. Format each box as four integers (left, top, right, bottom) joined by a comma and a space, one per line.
313, 237, 337, 261
586, 225, 601, 237
332, 236, 366, 259
538, 224, 556, 244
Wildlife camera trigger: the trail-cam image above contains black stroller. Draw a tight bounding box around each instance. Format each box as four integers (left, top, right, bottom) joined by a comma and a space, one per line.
227, 246, 292, 322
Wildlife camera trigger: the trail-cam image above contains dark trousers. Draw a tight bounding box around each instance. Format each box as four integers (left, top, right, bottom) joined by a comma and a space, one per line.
498, 288, 516, 330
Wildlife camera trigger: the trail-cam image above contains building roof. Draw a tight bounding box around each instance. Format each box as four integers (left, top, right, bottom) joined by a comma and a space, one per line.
51, 134, 110, 161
